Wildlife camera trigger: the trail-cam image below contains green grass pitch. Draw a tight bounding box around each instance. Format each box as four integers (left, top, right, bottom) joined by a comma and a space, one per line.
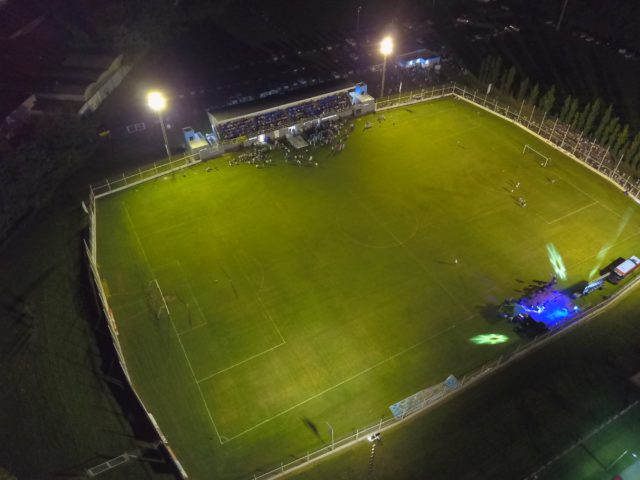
95, 97, 640, 479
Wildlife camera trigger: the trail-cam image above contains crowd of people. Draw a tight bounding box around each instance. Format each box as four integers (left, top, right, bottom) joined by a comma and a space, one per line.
228, 145, 274, 168
224, 117, 355, 171
218, 92, 353, 141
305, 117, 353, 152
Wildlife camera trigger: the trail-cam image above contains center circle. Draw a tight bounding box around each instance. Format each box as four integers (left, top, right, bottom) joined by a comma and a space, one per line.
337, 195, 419, 248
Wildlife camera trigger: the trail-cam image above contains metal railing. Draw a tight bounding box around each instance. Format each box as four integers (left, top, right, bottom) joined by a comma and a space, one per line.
84, 194, 189, 479
374, 83, 639, 201
252, 272, 640, 480
250, 85, 640, 480
90, 153, 202, 199
85, 82, 640, 480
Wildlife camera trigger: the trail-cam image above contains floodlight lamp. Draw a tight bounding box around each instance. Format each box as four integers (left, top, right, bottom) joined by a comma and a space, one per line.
147, 91, 167, 112
380, 36, 393, 56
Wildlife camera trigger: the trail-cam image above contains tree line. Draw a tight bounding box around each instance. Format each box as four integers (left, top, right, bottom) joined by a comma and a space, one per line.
477, 55, 640, 171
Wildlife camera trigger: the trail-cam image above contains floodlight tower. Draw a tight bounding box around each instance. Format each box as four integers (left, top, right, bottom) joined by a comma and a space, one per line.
147, 91, 171, 161
379, 36, 393, 99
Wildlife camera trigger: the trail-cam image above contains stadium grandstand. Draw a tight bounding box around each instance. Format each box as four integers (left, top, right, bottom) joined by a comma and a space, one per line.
207, 82, 374, 146
396, 48, 441, 69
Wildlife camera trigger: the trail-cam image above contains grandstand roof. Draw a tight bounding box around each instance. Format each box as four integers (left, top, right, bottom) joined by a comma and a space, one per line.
208, 81, 353, 124
396, 48, 440, 62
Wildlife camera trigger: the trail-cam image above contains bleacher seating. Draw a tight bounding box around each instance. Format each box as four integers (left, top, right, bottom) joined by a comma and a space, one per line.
218, 92, 352, 141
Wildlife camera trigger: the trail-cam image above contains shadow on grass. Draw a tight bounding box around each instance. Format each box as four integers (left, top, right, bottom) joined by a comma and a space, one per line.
77, 229, 180, 478
302, 417, 326, 445
475, 303, 503, 324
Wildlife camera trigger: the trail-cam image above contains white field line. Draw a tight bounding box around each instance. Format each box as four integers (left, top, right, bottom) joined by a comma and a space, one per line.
106, 288, 148, 299
562, 177, 624, 220
222, 324, 458, 443
138, 211, 217, 240
177, 322, 208, 336
596, 199, 625, 219
124, 204, 152, 273
453, 92, 640, 207
177, 260, 208, 334
348, 191, 474, 319
124, 202, 224, 445
562, 178, 599, 203
196, 340, 286, 384
266, 275, 640, 480
166, 305, 225, 445
566, 229, 640, 272
177, 249, 287, 404
234, 249, 286, 344
546, 201, 598, 225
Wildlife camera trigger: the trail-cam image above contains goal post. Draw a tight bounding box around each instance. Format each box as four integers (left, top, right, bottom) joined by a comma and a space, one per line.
523, 144, 551, 167
148, 279, 171, 320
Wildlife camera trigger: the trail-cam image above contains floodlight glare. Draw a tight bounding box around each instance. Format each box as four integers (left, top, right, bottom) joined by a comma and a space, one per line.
147, 91, 167, 112
147, 90, 171, 160
380, 36, 393, 55
379, 36, 393, 98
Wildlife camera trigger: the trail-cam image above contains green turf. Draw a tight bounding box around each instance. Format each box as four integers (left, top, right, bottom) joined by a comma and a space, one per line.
95, 97, 640, 479
288, 289, 640, 480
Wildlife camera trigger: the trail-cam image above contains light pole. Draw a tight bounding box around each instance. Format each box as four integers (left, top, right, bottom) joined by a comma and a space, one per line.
556, 0, 569, 31
379, 36, 393, 99
356, 6, 362, 32
325, 422, 334, 450
147, 91, 171, 161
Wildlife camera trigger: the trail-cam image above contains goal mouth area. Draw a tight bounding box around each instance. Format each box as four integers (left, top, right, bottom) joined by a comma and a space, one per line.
523, 144, 551, 167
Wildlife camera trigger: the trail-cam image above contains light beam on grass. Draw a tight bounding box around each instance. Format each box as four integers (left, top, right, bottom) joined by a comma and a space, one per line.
470, 334, 509, 345
546, 243, 567, 280
588, 208, 634, 280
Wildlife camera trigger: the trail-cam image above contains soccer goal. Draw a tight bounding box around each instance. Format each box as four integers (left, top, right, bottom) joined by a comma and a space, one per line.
523, 144, 551, 167
147, 279, 171, 320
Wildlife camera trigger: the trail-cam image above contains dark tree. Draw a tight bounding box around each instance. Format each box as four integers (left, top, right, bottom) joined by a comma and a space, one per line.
503, 66, 517, 96
594, 104, 614, 142
566, 98, 579, 129
516, 77, 530, 102
583, 99, 602, 137
528, 84, 540, 107
604, 120, 621, 149
559, 95, 573, 123
575, 102, 592, 133
614, 124, 629, 157
538, 86, 556, 115
626, 133, 640, 168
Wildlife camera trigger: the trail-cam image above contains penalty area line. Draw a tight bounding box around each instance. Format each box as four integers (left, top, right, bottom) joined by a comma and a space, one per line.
196, 340, 286, 384
222, 324, 457, 443
124, 203, 224, 445
166, 304, 225, 445
547, 201, 598, 225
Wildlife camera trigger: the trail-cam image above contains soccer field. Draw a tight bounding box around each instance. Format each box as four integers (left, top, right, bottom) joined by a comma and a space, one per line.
95, 98, 640, 479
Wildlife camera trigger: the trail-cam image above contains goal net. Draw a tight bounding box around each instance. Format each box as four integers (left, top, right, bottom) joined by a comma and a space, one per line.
523, 144, 551, 167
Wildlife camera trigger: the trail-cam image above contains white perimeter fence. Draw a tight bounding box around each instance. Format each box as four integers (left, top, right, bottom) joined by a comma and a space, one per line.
252, 276, 640, 480
376, 83, 640, 201
90, 153, 202, 199
84, 189, 189, 478
249, 85, 640, 479
84, 83, 640, 480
